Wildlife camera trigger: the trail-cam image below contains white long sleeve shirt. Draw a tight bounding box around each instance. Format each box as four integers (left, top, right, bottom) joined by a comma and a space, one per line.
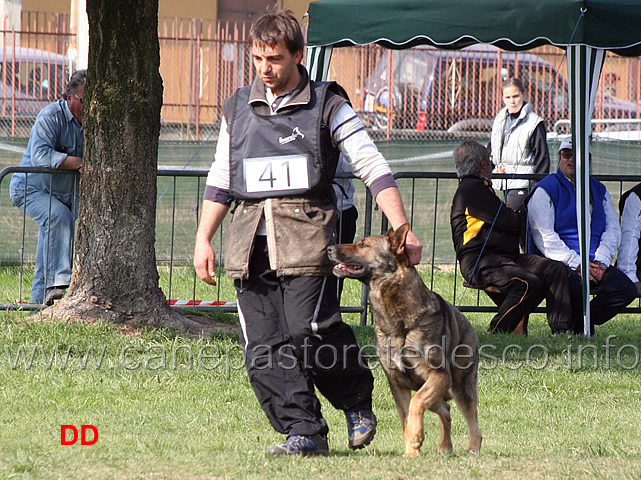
618, 191, 641, 282
528, 177, 621, 270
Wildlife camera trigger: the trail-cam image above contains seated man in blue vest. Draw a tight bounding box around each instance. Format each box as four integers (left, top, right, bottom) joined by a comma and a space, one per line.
618, 184, 641, 298
527, 138, 637, 334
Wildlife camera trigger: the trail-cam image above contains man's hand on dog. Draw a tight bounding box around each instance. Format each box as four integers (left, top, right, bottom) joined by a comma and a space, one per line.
372, 187, 422, 265
404, 229, 423, 266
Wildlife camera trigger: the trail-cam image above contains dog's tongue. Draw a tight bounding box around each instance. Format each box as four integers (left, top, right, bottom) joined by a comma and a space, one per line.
333, 263, 350, 274
333, 263, 361, 276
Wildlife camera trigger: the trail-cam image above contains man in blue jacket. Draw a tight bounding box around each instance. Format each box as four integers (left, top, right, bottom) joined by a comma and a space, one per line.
9, 69, 86, 305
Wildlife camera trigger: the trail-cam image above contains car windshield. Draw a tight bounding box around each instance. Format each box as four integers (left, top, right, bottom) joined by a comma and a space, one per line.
0, 54, 69, 100
367, 48, 434, 94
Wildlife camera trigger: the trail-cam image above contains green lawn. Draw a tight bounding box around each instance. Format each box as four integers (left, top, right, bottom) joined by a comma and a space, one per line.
2, 139, 641, 477
1, 267, 641, 479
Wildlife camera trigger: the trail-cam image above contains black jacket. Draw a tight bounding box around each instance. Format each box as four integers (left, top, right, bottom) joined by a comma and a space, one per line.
450, 175, 522, 279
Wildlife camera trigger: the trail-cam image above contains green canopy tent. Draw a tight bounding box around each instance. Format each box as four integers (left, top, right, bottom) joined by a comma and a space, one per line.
306, 0, 641, 335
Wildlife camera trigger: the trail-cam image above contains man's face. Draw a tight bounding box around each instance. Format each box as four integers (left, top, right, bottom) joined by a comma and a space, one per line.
67, 83, 84, 122
252, 39, 303, 97
480, 151, 494, 179
558, 149, 575, 179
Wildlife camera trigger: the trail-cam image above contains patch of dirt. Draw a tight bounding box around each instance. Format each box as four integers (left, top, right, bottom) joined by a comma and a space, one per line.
31, 299, 239, 339
182, 313, 238, 335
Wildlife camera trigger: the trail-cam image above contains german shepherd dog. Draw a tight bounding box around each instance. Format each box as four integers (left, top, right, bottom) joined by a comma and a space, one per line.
327, 224, 482, 456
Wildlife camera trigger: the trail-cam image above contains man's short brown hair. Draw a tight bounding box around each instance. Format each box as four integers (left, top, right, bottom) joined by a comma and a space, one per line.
248, 10, 304, 56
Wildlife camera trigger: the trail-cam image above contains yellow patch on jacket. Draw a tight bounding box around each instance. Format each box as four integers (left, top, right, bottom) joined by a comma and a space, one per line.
463, 208, 484, 245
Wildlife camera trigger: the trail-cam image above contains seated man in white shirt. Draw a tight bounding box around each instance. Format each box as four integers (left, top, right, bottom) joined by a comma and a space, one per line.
618, 184, 641, 297
527, 138, 636, 334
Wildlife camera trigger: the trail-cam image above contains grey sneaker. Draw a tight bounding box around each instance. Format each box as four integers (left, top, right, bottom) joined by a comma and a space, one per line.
44, 287, 67, 306
266, 434, 329, 457
345, 410, 377, 449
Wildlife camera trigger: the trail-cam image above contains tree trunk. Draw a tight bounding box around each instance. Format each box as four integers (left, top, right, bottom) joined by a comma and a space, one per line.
51, 0, 208, 335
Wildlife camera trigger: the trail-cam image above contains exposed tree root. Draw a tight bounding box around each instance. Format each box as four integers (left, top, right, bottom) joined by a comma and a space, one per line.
43, 292, 237, 338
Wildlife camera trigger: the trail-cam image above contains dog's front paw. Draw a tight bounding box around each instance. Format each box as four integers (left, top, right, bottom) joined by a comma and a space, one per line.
403, 448, 421, 457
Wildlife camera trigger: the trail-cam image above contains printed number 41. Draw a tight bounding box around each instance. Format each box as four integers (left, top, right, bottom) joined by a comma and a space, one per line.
259, 160, 291, 188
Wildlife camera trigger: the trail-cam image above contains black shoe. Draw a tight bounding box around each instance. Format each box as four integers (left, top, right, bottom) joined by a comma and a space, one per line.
44, 286, 68, 306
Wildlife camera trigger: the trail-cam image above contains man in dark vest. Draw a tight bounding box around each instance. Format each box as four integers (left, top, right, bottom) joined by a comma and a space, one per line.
618, 184, 641, 297
193, 10, 422, 457
527, 138, 636, 334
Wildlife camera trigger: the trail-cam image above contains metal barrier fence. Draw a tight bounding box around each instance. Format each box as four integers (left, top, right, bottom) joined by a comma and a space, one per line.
2, 167, 641, 322
0, 166, 373, 324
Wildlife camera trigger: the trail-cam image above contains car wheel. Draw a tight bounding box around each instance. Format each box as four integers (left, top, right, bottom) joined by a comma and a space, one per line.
374, 87, 402, 129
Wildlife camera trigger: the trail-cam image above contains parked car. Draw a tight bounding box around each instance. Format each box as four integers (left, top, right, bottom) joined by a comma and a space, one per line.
0, 47, 74, 134
359, 44, 639, 132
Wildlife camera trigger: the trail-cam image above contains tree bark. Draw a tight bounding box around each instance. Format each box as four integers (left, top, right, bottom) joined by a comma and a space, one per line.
50, 0, 210, 335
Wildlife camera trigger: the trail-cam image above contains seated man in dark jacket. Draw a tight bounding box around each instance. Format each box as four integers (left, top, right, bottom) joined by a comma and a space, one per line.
450, 140, 578, 334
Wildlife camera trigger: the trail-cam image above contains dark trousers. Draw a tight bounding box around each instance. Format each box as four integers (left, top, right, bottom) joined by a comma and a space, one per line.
471, 253, 574, 334
235, 236, 374, 437
503, 188, 529, 211
568, 266, 637, 333
504, 188, 529, 252
337, 205, 358, 300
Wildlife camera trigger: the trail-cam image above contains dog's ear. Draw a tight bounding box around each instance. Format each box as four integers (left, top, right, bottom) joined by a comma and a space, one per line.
388, 223, 410, 261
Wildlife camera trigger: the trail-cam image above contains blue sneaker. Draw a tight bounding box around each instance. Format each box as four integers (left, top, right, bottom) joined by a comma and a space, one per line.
345, 410, 377, 449
266, 434, 329, 457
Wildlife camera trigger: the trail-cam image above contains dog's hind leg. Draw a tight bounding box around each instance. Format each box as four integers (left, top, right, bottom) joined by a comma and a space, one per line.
451, 372, 482, 453
405, 371, 452, 456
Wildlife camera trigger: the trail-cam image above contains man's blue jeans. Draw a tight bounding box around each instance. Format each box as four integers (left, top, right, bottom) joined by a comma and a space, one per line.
13, 190, 75, 304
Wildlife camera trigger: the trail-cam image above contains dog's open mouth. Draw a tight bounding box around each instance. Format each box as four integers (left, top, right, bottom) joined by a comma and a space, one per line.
333, 262, 364, 277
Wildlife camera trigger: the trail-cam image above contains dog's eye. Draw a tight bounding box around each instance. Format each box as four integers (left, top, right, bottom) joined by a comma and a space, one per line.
358, 241, 368, 248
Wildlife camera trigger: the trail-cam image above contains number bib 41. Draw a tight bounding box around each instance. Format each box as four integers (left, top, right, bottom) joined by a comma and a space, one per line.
244, 155, 310, 194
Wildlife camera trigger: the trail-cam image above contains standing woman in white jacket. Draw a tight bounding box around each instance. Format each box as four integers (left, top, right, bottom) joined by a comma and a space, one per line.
488, 78, 550, 212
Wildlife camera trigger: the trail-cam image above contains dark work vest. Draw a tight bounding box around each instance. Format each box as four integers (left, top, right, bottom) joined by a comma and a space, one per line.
226, 82, 341, 200
619, 183, 641, 277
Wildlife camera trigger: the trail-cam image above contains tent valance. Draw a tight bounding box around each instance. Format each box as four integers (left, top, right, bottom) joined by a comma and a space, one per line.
307, 0, 641, 56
